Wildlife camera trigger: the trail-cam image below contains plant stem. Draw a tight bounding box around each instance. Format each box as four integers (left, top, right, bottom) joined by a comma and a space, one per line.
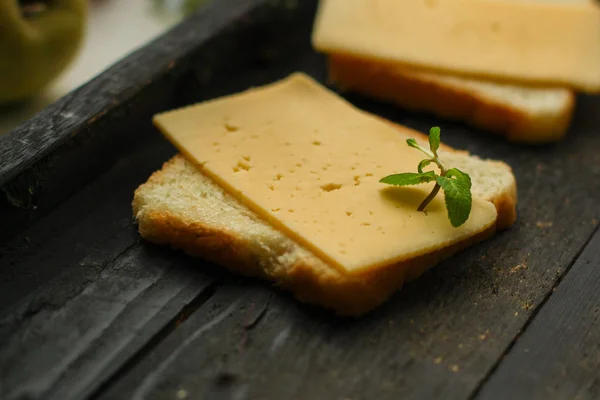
418, 165, 446, 213
408, 141, 448, 213
418, 183, 441, 212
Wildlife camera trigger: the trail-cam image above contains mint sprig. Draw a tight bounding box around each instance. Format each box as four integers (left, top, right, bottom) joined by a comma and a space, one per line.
379, 127, 473, 227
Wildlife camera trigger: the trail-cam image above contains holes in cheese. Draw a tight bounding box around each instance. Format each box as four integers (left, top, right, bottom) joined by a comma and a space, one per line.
224, 122, 239, 132
320, 183, 343, 192
153, 73, 497, 274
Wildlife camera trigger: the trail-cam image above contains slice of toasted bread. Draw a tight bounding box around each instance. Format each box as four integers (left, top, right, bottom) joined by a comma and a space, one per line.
133, 122, 517, 316
328, 54, 575, 144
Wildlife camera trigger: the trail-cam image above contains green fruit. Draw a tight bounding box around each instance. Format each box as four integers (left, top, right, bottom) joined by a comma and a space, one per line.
0, 0, 87, 104
182, 0, 210, 15
153, 0, 211, 16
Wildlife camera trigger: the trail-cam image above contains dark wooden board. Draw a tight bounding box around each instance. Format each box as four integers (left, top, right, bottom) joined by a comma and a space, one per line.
0, 138, 217, 400
1, 0, 600, 399
475, 226, 600, 400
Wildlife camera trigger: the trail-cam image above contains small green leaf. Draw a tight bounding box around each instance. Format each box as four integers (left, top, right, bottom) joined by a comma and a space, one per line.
445, 168, 472, 188
406, 138, 420, 149
380, 127, 473, 227
407, 138, 435, 159
418, 159, 433, 174
379, 171, 437, 186
436, 170, 472, 227
429, 126, 441, 155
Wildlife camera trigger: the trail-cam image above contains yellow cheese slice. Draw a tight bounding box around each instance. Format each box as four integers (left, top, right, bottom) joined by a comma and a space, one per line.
312, 0, 600, 92
153, 73, 497, 275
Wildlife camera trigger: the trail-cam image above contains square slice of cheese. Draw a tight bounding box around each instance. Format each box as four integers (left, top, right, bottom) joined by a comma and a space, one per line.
312, 0, 600, 92
153, 73, 497, 275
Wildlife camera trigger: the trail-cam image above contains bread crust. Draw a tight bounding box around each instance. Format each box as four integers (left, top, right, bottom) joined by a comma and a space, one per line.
132, 121, 517, 316
136, 205, 496, 316
328, 54, 575, 144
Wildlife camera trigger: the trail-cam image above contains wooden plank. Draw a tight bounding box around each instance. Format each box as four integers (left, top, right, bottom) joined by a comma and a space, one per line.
94, 82, 600, 399
474, 226, 600, 400
0, 242, 216, 400
0, 138, 219, 400
0, 136, 174, 311
96, 283, 272, 400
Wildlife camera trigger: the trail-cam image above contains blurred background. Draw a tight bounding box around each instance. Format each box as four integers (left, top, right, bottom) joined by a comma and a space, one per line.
0, 0, 209, 135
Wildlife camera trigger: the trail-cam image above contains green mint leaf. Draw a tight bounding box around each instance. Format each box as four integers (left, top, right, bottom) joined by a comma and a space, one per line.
407, 138, 435, 159
381, 127, 473, 227
418, 159, 433, 174
429, 126, 441, 155
436, 169, 472, 227
406, 138, 420, 149
445, 168, 472, 187
379, 171, 437, 186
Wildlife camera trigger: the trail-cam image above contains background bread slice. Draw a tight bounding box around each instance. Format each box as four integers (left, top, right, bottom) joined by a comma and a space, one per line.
328, 54, 575, 144
133, 125, 517, 316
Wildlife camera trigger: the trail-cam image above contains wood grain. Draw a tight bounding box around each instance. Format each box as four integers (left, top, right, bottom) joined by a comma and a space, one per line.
0, 245, 216, 400
0, 135, 174, 311
0, 139, 217, 400
475, 226, 600, 400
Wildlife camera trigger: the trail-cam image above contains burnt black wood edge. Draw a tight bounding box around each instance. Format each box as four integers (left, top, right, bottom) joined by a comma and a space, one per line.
471, 224, 600, 400
0, 0, 280, 246
0, 0, 264, 185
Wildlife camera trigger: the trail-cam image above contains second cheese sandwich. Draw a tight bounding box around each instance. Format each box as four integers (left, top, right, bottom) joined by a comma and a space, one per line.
312, 0, 600, 143
133, 73, 517, 315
